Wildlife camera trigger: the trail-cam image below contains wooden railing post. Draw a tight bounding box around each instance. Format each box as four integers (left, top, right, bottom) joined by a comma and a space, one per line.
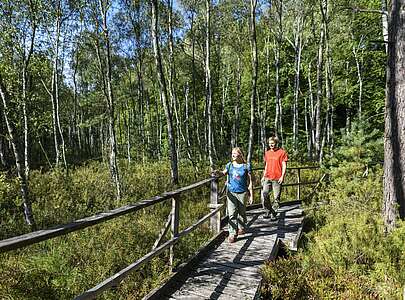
209, 177, 221, 234
297, 168, 301, 200
170, 195, 180, 271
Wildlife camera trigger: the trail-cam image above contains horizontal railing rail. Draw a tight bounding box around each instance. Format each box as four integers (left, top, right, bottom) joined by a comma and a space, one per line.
252, 165, 319, 171
252, 165, 320, 200
0, 178, 214, 253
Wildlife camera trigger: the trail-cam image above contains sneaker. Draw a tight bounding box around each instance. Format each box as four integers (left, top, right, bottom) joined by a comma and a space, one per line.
228, 235, 237, 243
237, 229, 246, 235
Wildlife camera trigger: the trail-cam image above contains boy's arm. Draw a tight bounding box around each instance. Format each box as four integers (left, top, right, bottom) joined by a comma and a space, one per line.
278, 161, 287, 184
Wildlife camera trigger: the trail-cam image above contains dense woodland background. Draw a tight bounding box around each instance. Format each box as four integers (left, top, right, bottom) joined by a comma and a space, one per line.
0, 0, 404, 299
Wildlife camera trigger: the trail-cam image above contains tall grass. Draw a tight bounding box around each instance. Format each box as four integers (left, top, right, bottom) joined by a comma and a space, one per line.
0, 161, 213, 299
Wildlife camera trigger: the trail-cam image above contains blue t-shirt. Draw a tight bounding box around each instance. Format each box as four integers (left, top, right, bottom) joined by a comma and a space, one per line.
226, 162, 252, 193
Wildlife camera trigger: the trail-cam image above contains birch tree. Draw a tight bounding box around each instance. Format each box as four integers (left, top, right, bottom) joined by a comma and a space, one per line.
94, 0, 122, 200
205, 0, 214, 169
151, 0, 179, 184
247, 0, 258, 164
0, 0, 38, 226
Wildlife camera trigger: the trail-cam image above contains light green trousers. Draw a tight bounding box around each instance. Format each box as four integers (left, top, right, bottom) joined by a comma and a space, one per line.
261, 178, 282, 215
227, 191, 247, 236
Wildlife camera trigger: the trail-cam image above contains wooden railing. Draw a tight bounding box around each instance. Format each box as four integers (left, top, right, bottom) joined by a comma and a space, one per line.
0, 165, 321, 300
253, 165, 321, 200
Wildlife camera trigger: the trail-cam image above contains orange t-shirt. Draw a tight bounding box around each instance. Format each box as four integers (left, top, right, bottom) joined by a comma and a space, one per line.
263, 148, 288, 180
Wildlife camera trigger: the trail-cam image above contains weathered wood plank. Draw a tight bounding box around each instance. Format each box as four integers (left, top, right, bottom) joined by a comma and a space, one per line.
144, 231, 227, 300
186, 276, 257, 296
173, 272, 259, 299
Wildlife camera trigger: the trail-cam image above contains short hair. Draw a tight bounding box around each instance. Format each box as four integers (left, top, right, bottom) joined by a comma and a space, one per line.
268, 136, 279, 144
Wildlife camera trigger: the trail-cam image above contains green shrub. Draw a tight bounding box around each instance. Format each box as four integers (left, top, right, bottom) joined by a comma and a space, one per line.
260, 129, 404, 299
0, 160, 214, 299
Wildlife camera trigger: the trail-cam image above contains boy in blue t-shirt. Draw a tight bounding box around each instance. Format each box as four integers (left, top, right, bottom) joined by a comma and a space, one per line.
213, 148, 253, 243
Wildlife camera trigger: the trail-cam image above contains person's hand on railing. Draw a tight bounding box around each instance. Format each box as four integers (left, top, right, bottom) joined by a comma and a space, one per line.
211, 170, 224, 177
247, 184, 253, 205
248, 193, 253, 205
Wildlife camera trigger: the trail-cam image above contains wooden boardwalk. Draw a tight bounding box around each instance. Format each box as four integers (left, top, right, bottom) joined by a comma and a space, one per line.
146, 202, 304, 300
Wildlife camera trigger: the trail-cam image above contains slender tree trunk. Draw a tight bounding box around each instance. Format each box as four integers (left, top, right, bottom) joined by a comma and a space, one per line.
352, 36, 364, 121
323, 1, 334, 155
272, 0, 284, 142
183, 82, 198, 173
151, 0, 179, 184
292, 16, 303, 154
125, 98, 131, 163
344, 61, 351, 135
0, 2, 38, 226
190, 11, 202, 160
167, 0, 186, 164
326, 46, 334, 154
184, 82, 191, 152
22, 14, 36, 187
99, 0, 122, 200
308, 61, 315, 159
72, 39, 81, 157
205, 0, 214, 170
51, 1, 67, 170
304, 92, 310, 159
51, 66, 60, 166
0, 76, 35, 226
315, 12, 325, 158
231, 56, 242, 149
293, 35, 302, 154
137, 52, 146, 160
262, 34, 271, 154
220, 66, 229, 148
274, 39, 281, 138
248, 0, 258, 164
319, 111, 328, 162
381, 0, 389, 54
0, 132, 6, 168
383, 0, 405, 232
0, 107, 7, 168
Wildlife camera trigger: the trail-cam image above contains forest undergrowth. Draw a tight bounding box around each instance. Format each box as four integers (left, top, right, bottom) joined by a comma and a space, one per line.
261, 128, 405, 299
0, 156, 318, 299
1, 128, 404, 300
0, 161, 215, 299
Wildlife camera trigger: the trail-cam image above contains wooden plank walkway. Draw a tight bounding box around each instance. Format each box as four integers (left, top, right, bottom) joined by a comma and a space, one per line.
146, 202, 304, 300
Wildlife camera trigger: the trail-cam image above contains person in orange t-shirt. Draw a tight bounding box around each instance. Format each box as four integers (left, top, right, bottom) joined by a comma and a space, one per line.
261, 136, 288, 219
